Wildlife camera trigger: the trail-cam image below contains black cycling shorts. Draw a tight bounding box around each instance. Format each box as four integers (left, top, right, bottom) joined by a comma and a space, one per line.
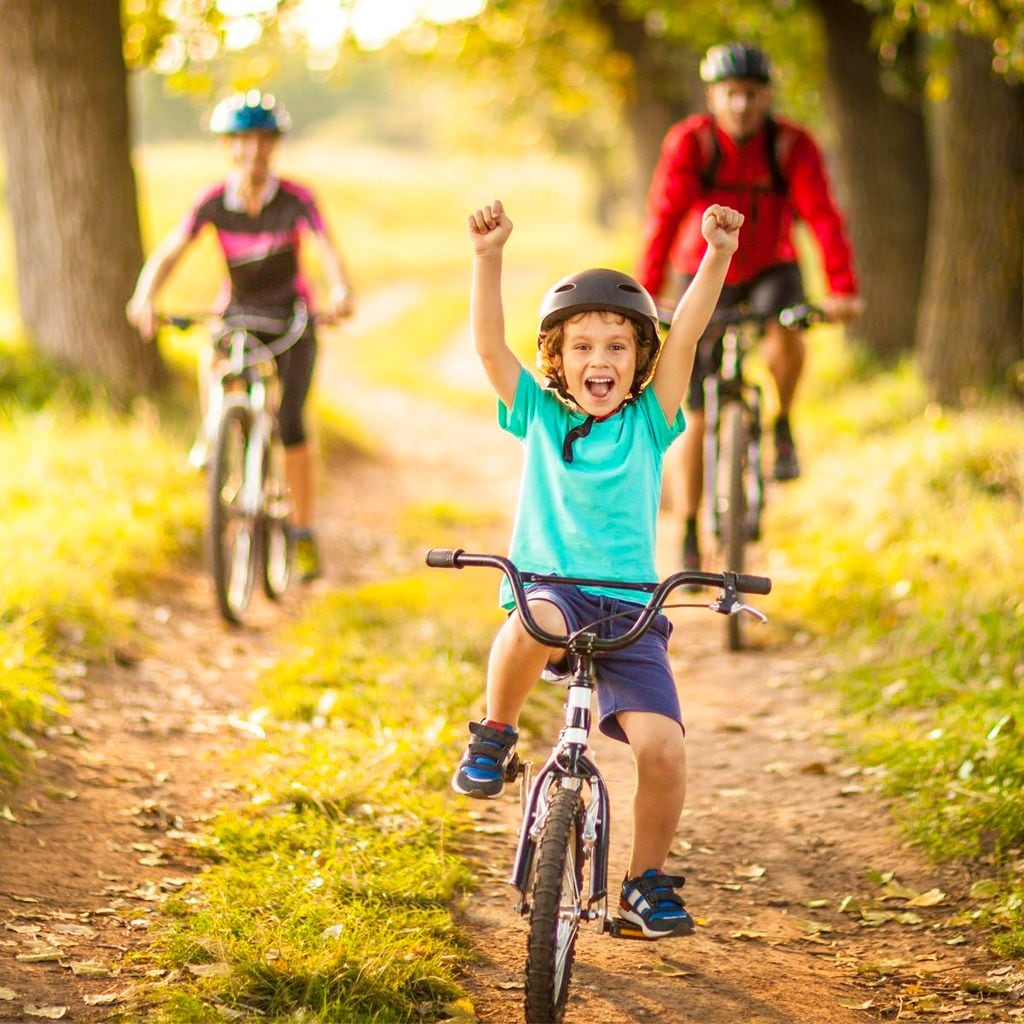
674, 262, 805, 412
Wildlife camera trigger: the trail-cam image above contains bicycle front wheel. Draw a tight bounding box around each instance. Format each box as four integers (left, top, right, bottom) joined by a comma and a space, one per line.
260, 430, 292, 600
718, 400, 748, 651
209, 400, 257, 624
524, 784, 585, 1024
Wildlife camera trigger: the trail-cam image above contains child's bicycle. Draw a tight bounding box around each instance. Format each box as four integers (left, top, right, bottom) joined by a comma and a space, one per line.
162, 304, 312, 625
662, 302, 825, 651
426, 547, 771, 1024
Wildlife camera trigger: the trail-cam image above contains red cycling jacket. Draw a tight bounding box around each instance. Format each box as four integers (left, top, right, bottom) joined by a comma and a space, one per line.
638, 113, 858, 300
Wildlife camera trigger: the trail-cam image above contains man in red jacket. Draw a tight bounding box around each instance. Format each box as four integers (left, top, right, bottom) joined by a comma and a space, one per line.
638, 43, 861, 572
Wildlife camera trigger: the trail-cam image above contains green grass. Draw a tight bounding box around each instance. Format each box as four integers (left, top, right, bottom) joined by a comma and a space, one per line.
760, 325, 1024, 950
144, 553, 506, 1023
0, 338, 206, 782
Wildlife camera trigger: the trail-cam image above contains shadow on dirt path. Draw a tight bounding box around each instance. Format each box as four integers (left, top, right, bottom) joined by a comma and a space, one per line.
0, 292, 1018, 1022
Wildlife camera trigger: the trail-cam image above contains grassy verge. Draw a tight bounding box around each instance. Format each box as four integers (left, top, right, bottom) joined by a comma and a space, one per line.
763, 326, 1024, 951
0, 343, 204, 784
145, 530, 506, 1023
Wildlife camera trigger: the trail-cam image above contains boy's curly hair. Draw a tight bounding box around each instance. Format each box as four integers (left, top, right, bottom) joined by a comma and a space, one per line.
537, 311, 659, 401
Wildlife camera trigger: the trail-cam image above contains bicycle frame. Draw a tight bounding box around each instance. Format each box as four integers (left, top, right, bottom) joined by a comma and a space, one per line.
509, 647, 613, 929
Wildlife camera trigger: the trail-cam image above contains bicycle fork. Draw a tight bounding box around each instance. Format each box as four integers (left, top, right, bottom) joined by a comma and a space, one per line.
509, 659, 613, 931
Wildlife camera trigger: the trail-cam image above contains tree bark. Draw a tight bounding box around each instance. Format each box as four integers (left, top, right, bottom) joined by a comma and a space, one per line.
590, 0, 699, 209
917, 33, 1024, 404
813, 0, 930, 361
0, 0, 162, 397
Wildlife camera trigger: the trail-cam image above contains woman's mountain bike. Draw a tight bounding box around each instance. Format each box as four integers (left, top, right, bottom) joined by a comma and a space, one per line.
426, 548, 771, 1024
662, 302, 824, 651
163, 305, 310, 625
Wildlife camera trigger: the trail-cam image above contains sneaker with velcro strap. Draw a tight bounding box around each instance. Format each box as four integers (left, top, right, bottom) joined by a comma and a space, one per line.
619, 869, 695, 938
451, 720, 519, 799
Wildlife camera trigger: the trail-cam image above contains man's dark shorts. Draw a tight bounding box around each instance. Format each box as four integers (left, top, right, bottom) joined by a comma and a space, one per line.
525, 583, 683, 744
674, 262, 805, 411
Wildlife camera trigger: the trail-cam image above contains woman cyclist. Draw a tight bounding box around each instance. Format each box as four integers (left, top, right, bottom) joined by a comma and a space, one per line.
126, 90, 355, 581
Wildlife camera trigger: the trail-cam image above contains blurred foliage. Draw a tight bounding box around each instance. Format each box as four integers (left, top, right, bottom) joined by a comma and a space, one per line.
867, 0, 1024, 84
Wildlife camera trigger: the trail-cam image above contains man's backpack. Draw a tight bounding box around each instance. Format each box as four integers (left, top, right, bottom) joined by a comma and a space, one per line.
697, 115, 791, 196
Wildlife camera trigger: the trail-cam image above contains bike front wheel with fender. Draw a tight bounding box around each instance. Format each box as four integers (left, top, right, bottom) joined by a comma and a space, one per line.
209, 400, 257, 624
524, 783, 586, 1024
718, 400, 748, 651
260, 430, 292, 600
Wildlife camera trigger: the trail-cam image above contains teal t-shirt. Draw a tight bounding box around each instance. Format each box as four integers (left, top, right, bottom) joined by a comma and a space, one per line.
497, 367, 686, 608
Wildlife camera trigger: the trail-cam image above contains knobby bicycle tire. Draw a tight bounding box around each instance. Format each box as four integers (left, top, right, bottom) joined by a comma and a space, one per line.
524, 784, 586, 1024
260, 430, 292, 600
719, 400, 748, 651
209, 400, 256, 624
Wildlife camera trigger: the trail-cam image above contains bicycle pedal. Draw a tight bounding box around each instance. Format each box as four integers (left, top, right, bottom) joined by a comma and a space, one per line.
605, 918, 657, 941
505, 753, 528, 782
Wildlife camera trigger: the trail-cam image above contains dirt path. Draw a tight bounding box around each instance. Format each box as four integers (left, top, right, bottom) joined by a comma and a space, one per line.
0, 297, 1019, 1022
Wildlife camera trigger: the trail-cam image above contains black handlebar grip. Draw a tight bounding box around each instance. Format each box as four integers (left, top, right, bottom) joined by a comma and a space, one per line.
425, 548, 463, 568
736, 573, 772, 595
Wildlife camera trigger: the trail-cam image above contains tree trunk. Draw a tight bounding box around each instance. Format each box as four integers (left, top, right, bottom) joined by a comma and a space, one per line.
917, 33, 1024, 404
590, 0, 699, 209
0, 0, 162, 397
813, 0, 930, 361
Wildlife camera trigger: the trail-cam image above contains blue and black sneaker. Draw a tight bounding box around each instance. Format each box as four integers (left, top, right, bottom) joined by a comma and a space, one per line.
620, 870, 695, 938
451, 720, 519, 799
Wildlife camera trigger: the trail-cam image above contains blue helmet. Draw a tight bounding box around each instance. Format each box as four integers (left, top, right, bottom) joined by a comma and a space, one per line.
208, 90, 291, 135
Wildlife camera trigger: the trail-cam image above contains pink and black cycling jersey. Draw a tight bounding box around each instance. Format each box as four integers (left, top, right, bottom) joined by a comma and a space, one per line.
182, 177, 325, 311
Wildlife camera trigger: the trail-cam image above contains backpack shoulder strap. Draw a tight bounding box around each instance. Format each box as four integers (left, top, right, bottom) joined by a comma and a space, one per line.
764, 116, 790, 194
697, 120, 722, 193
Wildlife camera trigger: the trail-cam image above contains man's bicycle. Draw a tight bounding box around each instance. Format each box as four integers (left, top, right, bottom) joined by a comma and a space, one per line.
163, 304, 311, 624
663, 302, 824, 651
426, 548, 771, 1024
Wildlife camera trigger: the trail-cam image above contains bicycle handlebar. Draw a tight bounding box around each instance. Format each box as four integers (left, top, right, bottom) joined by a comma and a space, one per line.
160, 303, 315, 365
425, 548, 771, 652
656, 302, 829, 333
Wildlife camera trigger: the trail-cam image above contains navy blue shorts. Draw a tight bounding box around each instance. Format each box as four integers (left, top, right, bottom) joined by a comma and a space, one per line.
526, 584, 683, 744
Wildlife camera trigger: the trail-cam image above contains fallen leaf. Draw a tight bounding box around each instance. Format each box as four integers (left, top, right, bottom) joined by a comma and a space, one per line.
907, 888, 946, 908
0, 987, 16, 1000
186, 963, 232, 978
969, 879, 1000, 900
83, 993, 122, 1006
733, 864, 767, 880
654, 963, 692, 977
1, 806, 16, 822
731, 930, 768, 941
496, 981, 524, 990
69, 961, 109, 977
16, 949, 62, 962
838, 999, 875, 1010
801, 899, 829, 909
24, 1007, 67, 1020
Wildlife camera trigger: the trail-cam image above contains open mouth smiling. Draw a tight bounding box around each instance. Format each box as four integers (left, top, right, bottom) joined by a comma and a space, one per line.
585, 376, 615, 399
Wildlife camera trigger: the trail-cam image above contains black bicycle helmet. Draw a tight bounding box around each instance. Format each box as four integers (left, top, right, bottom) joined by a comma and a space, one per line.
538, 268, 659, 347
699, 43, 773, 84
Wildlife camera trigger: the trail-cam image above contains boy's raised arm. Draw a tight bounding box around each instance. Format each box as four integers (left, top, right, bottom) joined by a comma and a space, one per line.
652, 204, 743, 420
468, 201, 522, 408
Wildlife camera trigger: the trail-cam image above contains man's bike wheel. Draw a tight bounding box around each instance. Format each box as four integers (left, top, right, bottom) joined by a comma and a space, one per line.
209, 400, 257, 624
524, 784, 585, 1024
718, 400, 748, 651
260, 432, 292, 600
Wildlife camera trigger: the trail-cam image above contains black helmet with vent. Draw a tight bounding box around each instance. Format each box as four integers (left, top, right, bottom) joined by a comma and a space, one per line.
699, 43, 773, 84
538, 268, 659, 347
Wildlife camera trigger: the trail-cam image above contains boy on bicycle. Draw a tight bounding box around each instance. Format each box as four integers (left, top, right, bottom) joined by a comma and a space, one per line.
453, 198, 743, 938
